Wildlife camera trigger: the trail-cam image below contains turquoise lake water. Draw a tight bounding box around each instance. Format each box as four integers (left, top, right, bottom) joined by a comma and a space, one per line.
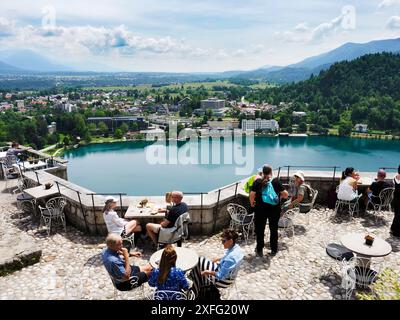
63, 136, 400, 195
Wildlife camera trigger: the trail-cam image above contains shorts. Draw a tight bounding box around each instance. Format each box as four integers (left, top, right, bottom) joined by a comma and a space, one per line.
115, 266, 148, 291
149, 224, 161, 233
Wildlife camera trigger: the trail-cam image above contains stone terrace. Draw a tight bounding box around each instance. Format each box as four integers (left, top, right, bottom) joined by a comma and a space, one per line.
1, 179, 399, 300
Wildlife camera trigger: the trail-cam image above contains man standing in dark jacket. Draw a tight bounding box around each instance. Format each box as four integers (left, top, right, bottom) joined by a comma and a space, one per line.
250, 164, 289, 257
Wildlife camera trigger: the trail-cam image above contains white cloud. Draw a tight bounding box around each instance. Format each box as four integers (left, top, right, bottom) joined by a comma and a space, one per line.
378, 0, 400, 9
386, 15, 400, 29
275, 7, 355, 44
0, 22, 209, 58
310, 15, 345, 42
294, 23, 310, 33
0, 18, 269, 65
0, 17, 16, 36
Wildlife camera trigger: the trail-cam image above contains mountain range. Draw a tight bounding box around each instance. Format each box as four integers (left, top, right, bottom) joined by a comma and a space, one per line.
234, 38, 400, 83
0, 38, 400, 83
0, 50, 72, 72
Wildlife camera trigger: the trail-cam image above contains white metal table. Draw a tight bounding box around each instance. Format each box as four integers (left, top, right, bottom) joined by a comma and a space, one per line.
150, 247, 199, 272
340, 233, 392, 260
340, 232, 392, 285
14, 160, 47, 171
124, 202, 165, 219
23, 184, 60, 200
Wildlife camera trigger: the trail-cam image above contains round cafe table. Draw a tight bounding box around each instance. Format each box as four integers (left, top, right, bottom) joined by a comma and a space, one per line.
340, 233, 392, 259
150, 247, 199, 272
340, 233, 392, 285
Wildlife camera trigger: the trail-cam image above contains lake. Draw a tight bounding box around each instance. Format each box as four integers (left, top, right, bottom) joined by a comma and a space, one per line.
63, 136, 400, 195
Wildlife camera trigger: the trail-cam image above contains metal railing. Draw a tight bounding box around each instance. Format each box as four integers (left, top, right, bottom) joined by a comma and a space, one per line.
86, 192, 127, 235
55, 181, 90, 234
379, 167, 398, 172
184, 180, 242, 234
276, 165, 340, 185
86, 192, 126, 214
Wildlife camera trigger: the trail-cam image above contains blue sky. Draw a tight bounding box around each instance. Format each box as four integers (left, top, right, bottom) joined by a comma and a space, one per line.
0, 0, 400, 72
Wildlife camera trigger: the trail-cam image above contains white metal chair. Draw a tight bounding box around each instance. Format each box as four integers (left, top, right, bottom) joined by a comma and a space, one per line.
13, 175, 35, 194
334, 185, 361, 220
281, 187, 318, 229
278, 209, 295, 246
158, 212, 191, 247
366, 187, 395, 223
152, 289, 195, 300
3, 154, 18, 168
277, 189, 313, 246
341, 256, 382, 300
39, 196, 67, 236
227, 203, 255, 244
1, 162, 19, 192
108, 274, 145, 300
203, 259, 243, 300
300, 188, 318, 225
318, 228, 353, 276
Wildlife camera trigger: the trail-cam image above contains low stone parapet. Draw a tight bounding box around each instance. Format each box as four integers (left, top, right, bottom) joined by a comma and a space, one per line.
21, 168, 396, 236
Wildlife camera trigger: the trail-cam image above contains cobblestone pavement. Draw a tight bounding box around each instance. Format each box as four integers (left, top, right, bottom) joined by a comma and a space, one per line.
1, 180, 399, 300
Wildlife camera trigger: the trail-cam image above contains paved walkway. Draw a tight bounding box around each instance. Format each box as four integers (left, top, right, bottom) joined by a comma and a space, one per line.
1, 180, 399, 300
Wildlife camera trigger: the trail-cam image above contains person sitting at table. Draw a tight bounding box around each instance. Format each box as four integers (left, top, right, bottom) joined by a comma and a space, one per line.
103, 196, 142, 250
391, 165, 400, 238
365, 169, 393, 206
102, 233, 152, 291
337, 167, 361, 202
146, 191, 188, 245
157, 191, 173, 214
281, 171, 312, 214
189, 228, 244, 298
148, 244, 189, 299
6, 141, 24, 158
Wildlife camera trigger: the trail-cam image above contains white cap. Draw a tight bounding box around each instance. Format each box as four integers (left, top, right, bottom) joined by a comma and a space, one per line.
105, 196, 118, 203
294, 171, 305, 182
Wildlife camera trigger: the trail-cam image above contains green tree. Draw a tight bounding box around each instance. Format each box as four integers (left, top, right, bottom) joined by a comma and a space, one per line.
298, 122, 307, 133
114, 128, 123, 139
63, 135, 72, 147
98, 121, 109, 136
130, 122, 139, 132
119, 123, 129, 134
205, 109, 213, 118
338, 121, 353, 136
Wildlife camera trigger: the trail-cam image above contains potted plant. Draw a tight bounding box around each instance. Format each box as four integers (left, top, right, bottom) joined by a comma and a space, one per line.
365, 234, 375, 246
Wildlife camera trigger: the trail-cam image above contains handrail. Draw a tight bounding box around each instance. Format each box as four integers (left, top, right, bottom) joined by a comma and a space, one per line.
276, 165, 341, 185
85, 192, 127, 235
86, 192, 127, 218
55, 181, 90, 234
379, 167, 398, 171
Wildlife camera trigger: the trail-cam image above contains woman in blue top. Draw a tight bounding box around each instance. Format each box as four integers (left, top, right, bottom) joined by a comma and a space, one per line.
189, 228, 244, 298
148, 244, 189, 299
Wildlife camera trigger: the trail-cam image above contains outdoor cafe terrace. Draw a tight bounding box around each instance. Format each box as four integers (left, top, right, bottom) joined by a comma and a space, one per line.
0, 146, 399, 300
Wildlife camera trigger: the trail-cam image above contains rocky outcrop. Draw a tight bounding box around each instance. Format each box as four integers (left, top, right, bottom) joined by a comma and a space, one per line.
0, 231, 42, 276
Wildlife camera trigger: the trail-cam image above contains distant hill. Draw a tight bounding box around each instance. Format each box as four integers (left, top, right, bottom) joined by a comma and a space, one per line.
0, 49, 73, 72
290, 38, 400, 69
0, 61, 20, 72
236, 38, 400, 83
258, 52, 400, 133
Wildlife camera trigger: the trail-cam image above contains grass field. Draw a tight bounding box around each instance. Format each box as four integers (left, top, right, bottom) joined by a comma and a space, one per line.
83, 80, 273, 92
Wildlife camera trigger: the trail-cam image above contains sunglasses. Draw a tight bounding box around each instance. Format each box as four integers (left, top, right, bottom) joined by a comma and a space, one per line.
221, 238, 230, 243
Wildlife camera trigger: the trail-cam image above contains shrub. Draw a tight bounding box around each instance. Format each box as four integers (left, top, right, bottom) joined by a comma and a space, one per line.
357, 268, 400, 300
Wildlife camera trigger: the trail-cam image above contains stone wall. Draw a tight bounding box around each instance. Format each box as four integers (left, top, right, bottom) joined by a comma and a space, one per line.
22, 168, 396, 237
